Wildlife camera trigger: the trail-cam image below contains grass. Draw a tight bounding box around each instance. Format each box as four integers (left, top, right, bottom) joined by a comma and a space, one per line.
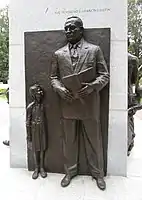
139, 79, 142, 85
0, 88, 6, 93
0, 94, 6, 100
0, 88, 7, 100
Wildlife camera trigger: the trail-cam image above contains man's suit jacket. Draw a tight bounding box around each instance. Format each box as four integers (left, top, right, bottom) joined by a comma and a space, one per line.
128, 53, 138, 107
51, 39, 109, 119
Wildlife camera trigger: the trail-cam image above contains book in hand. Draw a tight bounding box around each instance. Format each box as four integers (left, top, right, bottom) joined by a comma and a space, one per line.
62, 67, 95, 103
78, 67, 95, 83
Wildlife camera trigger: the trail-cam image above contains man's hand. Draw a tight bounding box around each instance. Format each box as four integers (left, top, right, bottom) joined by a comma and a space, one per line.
77, 83, 94, 99
128, 107, 137, 117
57, 87, 74, 102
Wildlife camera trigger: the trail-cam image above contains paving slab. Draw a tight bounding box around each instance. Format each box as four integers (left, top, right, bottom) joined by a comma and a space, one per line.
0, 99, 142, 200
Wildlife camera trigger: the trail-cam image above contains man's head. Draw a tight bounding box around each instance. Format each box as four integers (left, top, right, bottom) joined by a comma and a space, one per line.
64, 16, 84, 44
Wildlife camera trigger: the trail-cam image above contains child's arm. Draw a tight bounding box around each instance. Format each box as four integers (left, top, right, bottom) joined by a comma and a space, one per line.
26, 103, 33, 142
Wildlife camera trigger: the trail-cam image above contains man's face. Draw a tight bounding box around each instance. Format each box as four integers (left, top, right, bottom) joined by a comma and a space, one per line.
64, 20, 83, 44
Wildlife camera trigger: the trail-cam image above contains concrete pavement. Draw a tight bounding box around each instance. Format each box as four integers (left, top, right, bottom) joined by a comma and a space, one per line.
0, 99, 142, 200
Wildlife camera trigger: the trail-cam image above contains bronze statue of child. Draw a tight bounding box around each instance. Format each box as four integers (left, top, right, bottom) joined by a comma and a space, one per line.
26, 84, 47, 179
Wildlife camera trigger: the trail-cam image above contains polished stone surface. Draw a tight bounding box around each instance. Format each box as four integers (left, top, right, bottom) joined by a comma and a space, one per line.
9, 0, 127, 174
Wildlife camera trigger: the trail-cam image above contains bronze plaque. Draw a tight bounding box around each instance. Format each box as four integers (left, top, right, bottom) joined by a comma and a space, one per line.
25, 28, 110, 175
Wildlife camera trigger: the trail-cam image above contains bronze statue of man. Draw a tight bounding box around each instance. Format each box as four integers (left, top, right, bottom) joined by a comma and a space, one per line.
51, 16, 109, 190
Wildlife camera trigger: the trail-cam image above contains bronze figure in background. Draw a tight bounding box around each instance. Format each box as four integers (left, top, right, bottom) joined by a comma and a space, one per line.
127, 38, 139, 156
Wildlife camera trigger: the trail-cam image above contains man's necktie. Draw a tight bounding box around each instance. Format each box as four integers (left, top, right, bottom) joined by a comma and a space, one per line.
71, 44, 78, 58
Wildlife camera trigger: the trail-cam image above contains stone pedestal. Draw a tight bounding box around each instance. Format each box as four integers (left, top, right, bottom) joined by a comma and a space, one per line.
9, 0, 127, 175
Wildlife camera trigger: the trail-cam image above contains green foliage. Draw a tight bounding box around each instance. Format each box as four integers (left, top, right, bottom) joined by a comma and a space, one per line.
128, 0, 142, 66
0, 6, 9, 82
0, 88, 6, 93
0, 88, 6, 100
137, 0, 142, 5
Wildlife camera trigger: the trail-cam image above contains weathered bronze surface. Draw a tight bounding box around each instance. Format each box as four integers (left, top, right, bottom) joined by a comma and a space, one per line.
127, 51, 139, 156
25, 21, 110, 179
26, 84, 47, 179
50, 16, 109, 190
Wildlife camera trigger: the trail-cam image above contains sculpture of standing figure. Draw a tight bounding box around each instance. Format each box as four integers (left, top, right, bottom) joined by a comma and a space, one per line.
26, 84, 47, 179
127, 38, 139, 156
51, 16, 109, 190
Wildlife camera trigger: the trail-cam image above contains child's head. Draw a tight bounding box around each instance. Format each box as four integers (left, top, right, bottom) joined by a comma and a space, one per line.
29, 84, 44, 103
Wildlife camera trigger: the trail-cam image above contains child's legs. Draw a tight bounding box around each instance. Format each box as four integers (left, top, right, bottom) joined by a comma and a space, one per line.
33, 151, 40, 169
40, 151, 45, 169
